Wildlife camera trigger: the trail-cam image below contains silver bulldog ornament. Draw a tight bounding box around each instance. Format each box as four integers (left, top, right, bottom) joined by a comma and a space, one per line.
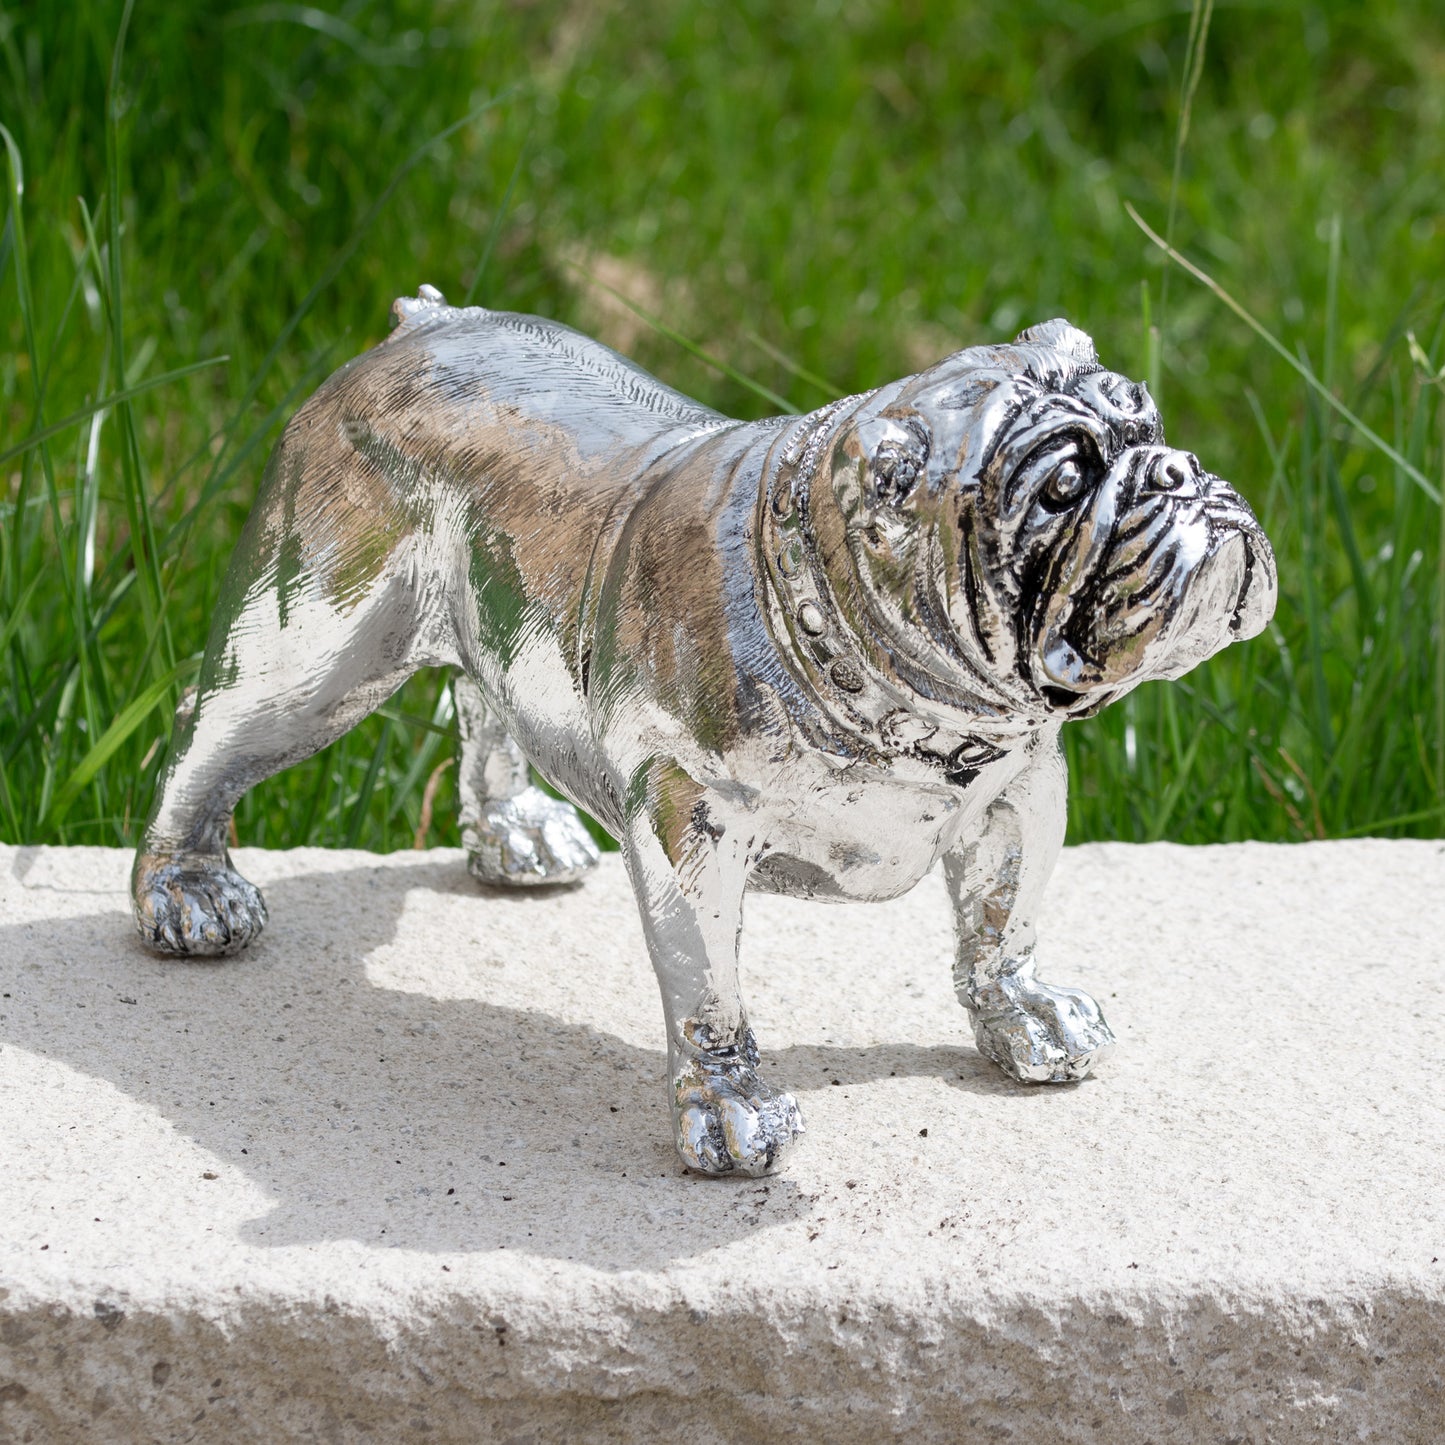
133, 287, 1276, 1177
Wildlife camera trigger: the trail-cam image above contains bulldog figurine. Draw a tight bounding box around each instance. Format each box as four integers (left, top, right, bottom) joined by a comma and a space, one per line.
133, 288, 1276, 1176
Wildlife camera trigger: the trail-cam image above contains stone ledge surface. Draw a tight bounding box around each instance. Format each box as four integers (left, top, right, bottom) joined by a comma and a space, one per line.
0, 840, 1442, 1442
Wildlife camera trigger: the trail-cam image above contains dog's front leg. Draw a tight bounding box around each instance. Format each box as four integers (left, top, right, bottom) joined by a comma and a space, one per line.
943, 733, 1115, 1083
622, 763, 803, 1177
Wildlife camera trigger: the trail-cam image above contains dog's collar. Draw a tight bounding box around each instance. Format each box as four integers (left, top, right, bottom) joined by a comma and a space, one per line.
756, 406, 1024, 784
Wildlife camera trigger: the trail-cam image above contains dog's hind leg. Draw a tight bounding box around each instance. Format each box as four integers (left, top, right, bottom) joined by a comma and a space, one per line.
133, 510, 438, 956
452, 673, 599, 886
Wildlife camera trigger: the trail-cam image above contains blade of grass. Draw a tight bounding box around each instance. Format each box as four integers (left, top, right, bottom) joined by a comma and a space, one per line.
1157, 0, 1214, 343
1407, 332, 1445, 822
156, 341, 338, 556
1144, 721, 1207, 841
1349, 285, 1425, 412
374, 703, 460, 741
1438, 386, 1445, 820
1309, 384, 1375, 622
293, 744, 335, 844
38, 667, 79, 828
324, 731, 355, 845
0, 571, 45, 657
1296, 381, 1335, 758
0, 747, 19, 840
742, 328, 841, 399
343, 716, 393, 847
103, 0, 173, 676
412, 756, 453, 848
1, 117, 103, 796
1, 121, 72, 621
0, 357, 231, 469
462, 124, 530, 307
0, 208, 12, 297
204, 89, 519, 489
225, 4, 425, 67
1323, 212, 1341, 392
1127, 202, 1441, 503
44, 655, 200, 829
569, 262, 799, 413
1337, 804, 1445, 839
1140, 279, 1161, 403
385, 688, 456, 830
4, 571, 136, 767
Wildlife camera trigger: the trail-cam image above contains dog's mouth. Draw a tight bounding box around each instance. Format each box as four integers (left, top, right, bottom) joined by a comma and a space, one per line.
1039, 682, 1118, 718
1040, 683, 1083, 711
1031, 494, 1276, 711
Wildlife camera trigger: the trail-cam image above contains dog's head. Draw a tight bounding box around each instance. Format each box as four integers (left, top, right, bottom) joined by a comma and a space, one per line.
809, 319, 1277, 722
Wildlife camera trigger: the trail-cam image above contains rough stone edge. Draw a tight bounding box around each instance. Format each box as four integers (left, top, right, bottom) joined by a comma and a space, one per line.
2, 1282, 1441, 1443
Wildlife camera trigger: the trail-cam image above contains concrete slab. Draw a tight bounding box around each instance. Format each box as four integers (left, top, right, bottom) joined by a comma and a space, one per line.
0, 840, 1442, 1442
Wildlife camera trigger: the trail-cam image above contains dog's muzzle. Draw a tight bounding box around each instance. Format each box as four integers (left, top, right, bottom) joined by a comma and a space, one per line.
1033, 447, 1277, 710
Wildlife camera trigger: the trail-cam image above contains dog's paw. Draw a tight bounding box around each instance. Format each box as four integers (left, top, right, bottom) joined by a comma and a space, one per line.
464, 785, 600, 887
969, 964, 1115, 1083
133, 855, 268, 958
673, 1034, 805, 1177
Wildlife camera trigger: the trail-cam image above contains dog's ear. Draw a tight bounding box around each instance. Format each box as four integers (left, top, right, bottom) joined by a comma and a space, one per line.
855, 415, 930, 511
1014, 318, 1099, 366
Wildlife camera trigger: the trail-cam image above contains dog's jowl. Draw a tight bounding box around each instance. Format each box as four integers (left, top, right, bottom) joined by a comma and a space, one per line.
132, 289, 1277, 1176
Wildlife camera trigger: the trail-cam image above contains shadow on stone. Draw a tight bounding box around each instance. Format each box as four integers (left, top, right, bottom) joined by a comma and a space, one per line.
0, 854, 1012, 1270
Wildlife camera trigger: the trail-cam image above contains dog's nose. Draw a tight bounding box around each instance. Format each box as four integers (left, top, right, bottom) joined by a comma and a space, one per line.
1144, 449, 1202, 496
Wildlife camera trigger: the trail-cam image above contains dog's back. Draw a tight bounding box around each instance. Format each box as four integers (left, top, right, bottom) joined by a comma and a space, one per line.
255, 300, 723, 590
223, 297, 735, 705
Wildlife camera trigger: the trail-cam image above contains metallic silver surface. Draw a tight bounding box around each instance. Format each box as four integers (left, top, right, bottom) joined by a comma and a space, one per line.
132, 290, 1276, 1176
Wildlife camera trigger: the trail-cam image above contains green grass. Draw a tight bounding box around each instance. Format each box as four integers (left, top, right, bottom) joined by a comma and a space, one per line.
2, 0, 1443, 851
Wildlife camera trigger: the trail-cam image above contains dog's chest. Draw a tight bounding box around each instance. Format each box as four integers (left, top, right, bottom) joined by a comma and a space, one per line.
751, 748, 1020, 902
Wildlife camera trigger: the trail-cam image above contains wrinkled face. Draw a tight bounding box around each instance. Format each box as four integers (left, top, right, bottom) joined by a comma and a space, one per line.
822, 319, 1277, 720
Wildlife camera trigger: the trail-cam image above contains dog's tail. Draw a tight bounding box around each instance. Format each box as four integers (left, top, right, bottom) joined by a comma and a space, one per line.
388, 282, 451, 333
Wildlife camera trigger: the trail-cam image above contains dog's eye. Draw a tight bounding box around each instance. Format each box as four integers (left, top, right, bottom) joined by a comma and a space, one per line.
1043, 458, 1088, 509
1013, 432, 1103, 515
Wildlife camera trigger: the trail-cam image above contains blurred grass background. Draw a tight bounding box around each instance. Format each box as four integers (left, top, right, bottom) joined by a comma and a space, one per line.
2, 0, 1443, 851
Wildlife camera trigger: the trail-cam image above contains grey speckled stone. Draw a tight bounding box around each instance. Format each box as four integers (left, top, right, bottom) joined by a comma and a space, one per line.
1, 840, 1443, 1442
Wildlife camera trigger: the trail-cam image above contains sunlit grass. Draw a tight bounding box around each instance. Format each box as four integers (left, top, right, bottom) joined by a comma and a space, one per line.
2, 0, 1442, 849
